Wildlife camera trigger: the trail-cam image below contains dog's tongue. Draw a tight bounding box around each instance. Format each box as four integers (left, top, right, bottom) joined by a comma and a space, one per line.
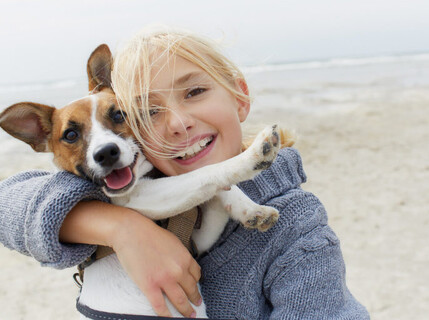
104, 167, 133, 190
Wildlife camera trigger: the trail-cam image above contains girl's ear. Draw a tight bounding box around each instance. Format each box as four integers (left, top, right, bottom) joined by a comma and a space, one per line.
235, 78, 250, 122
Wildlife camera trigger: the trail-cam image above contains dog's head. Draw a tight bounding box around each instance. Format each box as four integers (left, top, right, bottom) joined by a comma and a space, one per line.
0, 44, 153, 197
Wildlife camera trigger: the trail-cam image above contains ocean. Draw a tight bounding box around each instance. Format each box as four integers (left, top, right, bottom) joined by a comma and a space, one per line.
245, 53, 429, 112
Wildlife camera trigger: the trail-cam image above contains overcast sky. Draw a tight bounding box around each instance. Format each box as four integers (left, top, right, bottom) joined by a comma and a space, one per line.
1, 0, 429, 85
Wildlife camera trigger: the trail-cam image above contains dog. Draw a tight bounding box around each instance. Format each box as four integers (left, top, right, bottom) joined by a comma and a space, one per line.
0, 44, 282, 319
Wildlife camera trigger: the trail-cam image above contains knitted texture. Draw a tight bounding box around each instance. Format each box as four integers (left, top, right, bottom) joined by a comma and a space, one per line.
0, 170, 110, 268
0, 149, 369, 318
198, 148, 369, 319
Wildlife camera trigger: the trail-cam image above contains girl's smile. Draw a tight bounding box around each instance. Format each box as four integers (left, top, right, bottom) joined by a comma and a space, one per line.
141, 54, 250, 176
174, 134, 216, 165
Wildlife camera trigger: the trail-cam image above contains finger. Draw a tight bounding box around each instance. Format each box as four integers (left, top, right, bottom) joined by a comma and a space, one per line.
145, 287, 172, 317
164, 283, 196, 318
189, 260, 201, 283
180, 272, 202, 306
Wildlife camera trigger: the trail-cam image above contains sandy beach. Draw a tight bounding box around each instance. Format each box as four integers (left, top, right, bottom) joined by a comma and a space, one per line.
0, 56, 428, 319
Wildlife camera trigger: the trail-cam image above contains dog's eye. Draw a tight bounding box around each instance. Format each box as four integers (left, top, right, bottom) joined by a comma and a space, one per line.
111, 110, 127, 124
63, 129, 79, 143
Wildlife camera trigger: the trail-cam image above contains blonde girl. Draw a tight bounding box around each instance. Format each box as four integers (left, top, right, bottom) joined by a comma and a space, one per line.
0, 26, 369, 319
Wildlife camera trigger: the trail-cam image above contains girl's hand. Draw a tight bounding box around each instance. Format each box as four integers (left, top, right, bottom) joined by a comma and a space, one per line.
60, 201, 202, 318
111, 209, 202, 318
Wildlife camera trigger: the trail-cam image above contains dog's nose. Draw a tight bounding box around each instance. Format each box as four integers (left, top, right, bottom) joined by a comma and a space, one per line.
93, 143, 120, 167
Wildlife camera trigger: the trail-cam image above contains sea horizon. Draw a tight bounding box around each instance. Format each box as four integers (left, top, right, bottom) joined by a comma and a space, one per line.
1, 50, 429, 91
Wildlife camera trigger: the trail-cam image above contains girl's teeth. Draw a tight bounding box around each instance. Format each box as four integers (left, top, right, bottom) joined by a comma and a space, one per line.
178, 136, 213, 160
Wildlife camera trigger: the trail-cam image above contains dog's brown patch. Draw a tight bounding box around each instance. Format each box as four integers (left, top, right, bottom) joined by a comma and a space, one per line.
49, 97, 93, 175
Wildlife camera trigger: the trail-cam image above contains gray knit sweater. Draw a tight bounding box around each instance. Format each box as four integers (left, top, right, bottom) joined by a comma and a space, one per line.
0, 148, 369, 319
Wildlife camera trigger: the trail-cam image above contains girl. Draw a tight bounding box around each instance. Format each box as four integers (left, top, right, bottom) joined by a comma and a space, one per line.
0, 26, 369, 319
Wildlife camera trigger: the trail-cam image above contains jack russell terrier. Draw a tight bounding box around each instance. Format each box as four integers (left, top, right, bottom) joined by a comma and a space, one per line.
0, 44, 283, 319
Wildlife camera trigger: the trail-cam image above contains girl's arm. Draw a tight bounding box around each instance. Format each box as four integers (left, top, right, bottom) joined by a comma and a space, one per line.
265, 218, 369, 319
0, 170, 107, 267
0, 170, 201, 318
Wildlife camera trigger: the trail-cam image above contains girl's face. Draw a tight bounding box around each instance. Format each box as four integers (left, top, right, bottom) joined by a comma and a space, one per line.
141, 54, 250, 176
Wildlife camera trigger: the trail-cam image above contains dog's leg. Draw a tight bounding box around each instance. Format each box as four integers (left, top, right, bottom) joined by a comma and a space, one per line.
214, 186, 279, 231
192, 186, 278, 254
121, 125, 280, 219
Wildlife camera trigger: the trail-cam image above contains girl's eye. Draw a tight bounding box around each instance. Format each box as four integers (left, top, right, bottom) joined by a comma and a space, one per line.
186, 87, 206, 99
149, 106, 161, 118
111, 110, 127, 124
63, 129, 79, 143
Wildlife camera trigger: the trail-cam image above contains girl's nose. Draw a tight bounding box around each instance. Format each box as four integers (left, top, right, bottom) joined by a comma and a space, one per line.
164, 105, 195, 137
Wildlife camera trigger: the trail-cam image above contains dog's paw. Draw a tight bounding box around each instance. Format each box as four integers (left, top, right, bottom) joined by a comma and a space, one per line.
249, 125, 280, 171
240, 205, 279, 232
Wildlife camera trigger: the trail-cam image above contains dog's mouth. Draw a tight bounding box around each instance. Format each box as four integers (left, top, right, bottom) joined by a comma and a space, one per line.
104, 167, 133, 190
102, 153, 138, 194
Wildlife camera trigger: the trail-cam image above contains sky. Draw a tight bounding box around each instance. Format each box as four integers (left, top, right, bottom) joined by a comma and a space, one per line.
1, 0, 429, 85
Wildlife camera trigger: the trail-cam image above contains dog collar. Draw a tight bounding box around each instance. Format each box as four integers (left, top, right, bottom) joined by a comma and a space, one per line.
166, 206, 201, 257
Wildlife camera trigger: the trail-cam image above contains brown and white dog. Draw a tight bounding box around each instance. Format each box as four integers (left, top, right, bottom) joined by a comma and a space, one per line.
0, 45, 281, 318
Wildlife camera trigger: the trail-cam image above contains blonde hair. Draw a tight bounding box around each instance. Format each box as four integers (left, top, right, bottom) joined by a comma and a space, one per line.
112, 26, 251, 158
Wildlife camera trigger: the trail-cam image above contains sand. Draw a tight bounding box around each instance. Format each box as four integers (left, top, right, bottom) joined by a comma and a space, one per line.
0, 59, 428, 319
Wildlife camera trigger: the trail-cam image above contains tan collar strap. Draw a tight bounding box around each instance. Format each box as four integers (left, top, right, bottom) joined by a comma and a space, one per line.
166, 207, 200, 255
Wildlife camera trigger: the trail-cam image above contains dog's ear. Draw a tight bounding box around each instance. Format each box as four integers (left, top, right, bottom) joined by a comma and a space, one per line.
0, 102, 55, 152
87, 44, 113, 92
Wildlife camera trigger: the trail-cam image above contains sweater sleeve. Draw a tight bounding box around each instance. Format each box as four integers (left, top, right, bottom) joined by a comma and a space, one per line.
0, 170, 110, 269
264, 210, 370, 320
